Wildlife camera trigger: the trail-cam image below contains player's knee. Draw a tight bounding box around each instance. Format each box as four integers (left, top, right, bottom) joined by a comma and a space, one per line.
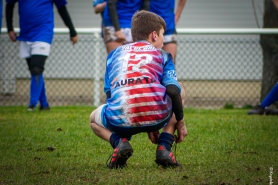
90, 111, 96, 123
30, 66, 44, 75
90, 122, 96, 129
90, 122, 100, 133
30, 55, 47, 75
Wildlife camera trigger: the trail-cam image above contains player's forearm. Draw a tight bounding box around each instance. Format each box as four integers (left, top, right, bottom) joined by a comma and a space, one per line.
107, 0, 121, 31
166, 85, 184, 121
58, 5, 77, 37
94, 2, 106, 14
175, 0, 187, 22
6, 3, 15, 32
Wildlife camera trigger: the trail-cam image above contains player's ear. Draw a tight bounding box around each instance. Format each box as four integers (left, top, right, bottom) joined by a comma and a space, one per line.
151, 31, 158, 42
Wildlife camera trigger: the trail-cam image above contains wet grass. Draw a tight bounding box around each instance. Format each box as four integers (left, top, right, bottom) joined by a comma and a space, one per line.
0, 106, 277, 185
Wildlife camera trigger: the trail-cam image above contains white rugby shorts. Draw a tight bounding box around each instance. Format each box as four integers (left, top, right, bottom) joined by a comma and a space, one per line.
103, 26, 133, 44
164, 34, 177, 44
20, 41, 51, 58
93, 104, 106, 128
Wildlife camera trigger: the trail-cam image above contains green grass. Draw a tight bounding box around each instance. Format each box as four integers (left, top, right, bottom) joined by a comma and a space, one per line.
0, 106, 277, 185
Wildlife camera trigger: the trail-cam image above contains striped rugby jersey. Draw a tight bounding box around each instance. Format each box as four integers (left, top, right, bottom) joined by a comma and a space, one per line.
103, 41, 181, 127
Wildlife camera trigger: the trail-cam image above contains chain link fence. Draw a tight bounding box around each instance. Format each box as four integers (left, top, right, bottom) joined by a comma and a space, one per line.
0, 30, 265, 108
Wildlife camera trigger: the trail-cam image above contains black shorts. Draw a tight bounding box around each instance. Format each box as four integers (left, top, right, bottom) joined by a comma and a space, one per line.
106, 112, 173, 138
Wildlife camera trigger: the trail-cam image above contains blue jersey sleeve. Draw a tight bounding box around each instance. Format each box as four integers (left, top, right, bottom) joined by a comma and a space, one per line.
93, 0, 105, 7
54, 0, 67, 8
104, 68, 110, 93
161, 52, 181, 92
104, 49, 116, 93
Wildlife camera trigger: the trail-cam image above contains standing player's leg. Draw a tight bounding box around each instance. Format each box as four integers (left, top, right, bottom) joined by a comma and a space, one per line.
103, 26, 124, 54
103, 27, 133, 54
24, 42, 50, 110
32, 42, 51, 110
248, 82, 278, 115
20, 42, 35, 110
38, 78, 50, 110
105, 41, 123, 54
162, 32, 178, 64
163, 43, 177, 63
26, 58, 32, 72
28, 55, 48, 110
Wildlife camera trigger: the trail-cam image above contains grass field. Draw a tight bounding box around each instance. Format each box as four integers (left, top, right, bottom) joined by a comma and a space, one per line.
0, 106, 277, 185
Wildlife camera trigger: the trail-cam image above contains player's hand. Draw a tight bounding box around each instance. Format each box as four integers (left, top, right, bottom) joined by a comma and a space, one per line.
115, 30, 126, 42
175, 119, 187, 143
8, 31, 17, 42
70, 35, 78, 45
94, 2, 107, 14
147, 131, 160, 144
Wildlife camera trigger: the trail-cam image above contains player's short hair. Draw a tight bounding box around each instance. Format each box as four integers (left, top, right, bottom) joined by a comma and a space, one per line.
131, 10, 166, 41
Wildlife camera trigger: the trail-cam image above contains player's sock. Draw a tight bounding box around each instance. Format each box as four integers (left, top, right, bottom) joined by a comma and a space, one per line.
261, 83, 278, 108
110, 133, 121, 149
158, 132, 175, 151
29, 74, 43, 107
109, 133, 132, 148
39, 76, 49, 107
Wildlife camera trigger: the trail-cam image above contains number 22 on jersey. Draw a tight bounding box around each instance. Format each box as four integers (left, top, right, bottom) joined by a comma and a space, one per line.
120, 53, 153, 73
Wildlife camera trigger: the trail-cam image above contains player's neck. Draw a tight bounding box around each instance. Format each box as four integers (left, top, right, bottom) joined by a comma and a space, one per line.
145, 38, 158, 48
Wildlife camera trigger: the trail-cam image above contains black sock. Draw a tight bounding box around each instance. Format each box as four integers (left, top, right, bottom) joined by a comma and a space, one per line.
158, 132, 175, 151
109, 133, 121, 149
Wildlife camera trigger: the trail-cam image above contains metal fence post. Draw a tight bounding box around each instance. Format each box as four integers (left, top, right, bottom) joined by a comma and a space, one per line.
0, 37, 16, 95
93, 32, 101, 107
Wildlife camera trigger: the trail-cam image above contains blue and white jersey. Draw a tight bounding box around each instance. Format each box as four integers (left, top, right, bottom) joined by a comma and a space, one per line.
102, 0, 142, 28
102, 41, 181, 127
6, 0, 67, 44
150, 0, 175, 35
